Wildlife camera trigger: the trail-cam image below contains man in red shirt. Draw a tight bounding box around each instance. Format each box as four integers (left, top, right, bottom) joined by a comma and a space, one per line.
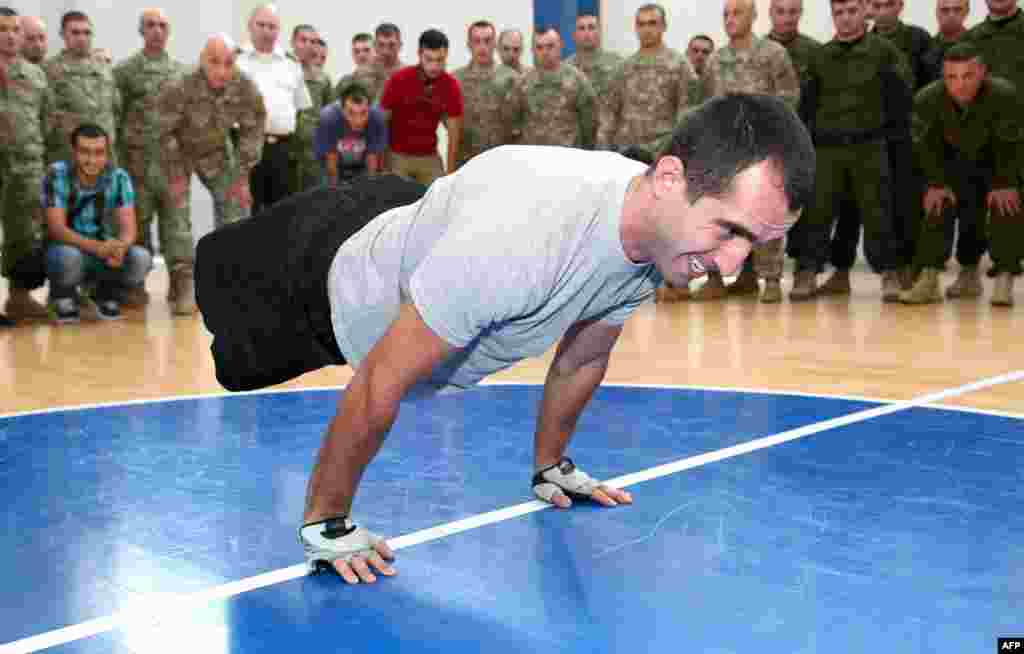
379, 29, 463, 185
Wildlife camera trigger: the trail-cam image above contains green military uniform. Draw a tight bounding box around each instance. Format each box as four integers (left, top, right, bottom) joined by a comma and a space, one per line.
0, 59, 50, 289
156, 67, 266, 229
504, 63, 596, 148
768, 31, 821, 85
453, 62, 518, 167
113, 51, 190, 267
565, 48, 622, 138
911, 76, 1023, 275
43, 49, 121, 164
930, 33, 961, 68
597, 47, 697, 148
291, 62, 334, 193
796, 32, 913, 289
873, 21, 937, 88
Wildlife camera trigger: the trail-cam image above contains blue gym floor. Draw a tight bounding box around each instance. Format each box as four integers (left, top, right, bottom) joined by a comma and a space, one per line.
1, 385, 1020, 653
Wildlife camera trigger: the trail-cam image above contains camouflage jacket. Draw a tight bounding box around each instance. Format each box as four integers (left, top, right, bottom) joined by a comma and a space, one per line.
453, 62, 518, 165
767, 31, 822, 86
294, 64, 334, 156
963, 9, 1024, 99
565, 48, 623, 99
156, 67, 266, 180
335, 59, 402, 103
913, 76, 1023, 188
43, 49, 122, 160
872, 20, 937, 89
0, 58, 51, 159
703, 36, 800, 110
597, 47, 697, 147
504, 63, 596, 148
113, 50, 188, 178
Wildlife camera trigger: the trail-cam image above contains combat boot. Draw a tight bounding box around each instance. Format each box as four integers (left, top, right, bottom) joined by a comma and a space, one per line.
789, 271, 817, 301
898, 268, 941, 304
760, 278, 782, 303
817, 268, 851, 296
4, 288, 49, 320
727, 267, 760, 296
991, 273, 1015, 307
690, 271, 728, 301
169, 263, 197, 316
881, 270, 902, 302
945, 265, 982, 299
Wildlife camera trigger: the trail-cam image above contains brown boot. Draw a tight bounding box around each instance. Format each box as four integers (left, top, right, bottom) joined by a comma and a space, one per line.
881, 271, 902, 302
789, 271, 818, 301
4, 288, 49, 320
727, 267, 760, 296
817, 268, 851, 296
945, 265, 982, 299
169, 263, 197, 316
991, 273, 1015, 307
690, 271, 728, 301
898, 267, 942, 304
655, 282, 690, 303
760, 278, 782, 303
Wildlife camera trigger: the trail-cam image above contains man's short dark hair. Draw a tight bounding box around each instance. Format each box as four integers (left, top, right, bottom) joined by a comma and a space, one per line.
636, 3, 668, 26
61, 10, 90, 31
419, 28, 449, 51
533, 24, 561, 42
654, 94, 815, 214
576, 10, 599, 21
352, 32, 372, 45
71, 122, 109, 148
944, 42, 985, 66
375, 23, 400, 39
0, 7, 18, 18
338, 81, 371, 106
689, 34, 714, 49
292, 24, 316, 40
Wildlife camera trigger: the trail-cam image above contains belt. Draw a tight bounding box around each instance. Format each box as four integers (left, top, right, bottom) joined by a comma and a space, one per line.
265, 134, 291, 144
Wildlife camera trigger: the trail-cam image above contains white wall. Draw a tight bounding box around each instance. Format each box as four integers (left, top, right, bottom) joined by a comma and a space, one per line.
603, 0, 992, 56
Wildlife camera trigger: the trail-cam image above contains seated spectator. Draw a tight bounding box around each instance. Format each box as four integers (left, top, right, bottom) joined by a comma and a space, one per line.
41, 124, 151, 323
315, 82, 388, 185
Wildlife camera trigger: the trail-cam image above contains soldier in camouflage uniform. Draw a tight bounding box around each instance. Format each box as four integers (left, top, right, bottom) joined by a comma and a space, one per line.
685, 35, 715, 106
43, 11, 121, 166
0, 7, 50, 324
687, 0, 800, 304
504, 27, 596, 149
289, 25, 334, 194
791, 0, 914, 302
498, 29, 526, 75
597, 4, 697, 150
113, 8, 193, 313
157, 35, 265, 237
335, 23, 402, 103
566, 10, 623, 138
453, 20, 517, 168
901, 44, 1023, 306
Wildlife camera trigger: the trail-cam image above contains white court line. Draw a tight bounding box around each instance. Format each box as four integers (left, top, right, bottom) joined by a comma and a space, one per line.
1, 369, 1022, 654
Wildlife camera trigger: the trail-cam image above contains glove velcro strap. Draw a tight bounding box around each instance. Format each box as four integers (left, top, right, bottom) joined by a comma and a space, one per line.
532, 457, 599, 503
299, 516, 384, 574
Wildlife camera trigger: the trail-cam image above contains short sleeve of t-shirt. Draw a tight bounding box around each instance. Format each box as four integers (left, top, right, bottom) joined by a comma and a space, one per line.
439, 74, 464, 119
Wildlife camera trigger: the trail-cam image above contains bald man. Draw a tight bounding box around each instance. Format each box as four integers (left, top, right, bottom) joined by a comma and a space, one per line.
498, 29, 525, 74
237, 5, 312, 213
157, 34, 265, 234
114, 8, 194, 312
19, 15, 46, 64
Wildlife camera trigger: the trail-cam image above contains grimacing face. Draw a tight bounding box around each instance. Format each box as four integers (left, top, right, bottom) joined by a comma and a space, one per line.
944, 58, 986, 106
73, 135, 109, 180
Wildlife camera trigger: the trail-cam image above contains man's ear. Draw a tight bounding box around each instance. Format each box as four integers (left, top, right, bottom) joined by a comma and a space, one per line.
651, 155, 686, 200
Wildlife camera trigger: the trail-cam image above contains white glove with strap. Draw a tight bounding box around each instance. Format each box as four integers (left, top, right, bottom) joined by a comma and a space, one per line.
532, 457, 599, 503
299, 516, 386, 574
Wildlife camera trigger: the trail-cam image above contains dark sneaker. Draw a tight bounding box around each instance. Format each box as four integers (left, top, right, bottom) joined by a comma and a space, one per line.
52, 298, 81, 325
94, 298, 122, 321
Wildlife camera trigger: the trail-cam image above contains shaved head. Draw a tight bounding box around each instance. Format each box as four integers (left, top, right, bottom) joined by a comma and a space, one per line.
19, 15, 46, 64
724, 0, 758, 41
139, 7, 170, 53
248, 4, 280, 53
770, 0, 804, 38
201, 33, 237, 89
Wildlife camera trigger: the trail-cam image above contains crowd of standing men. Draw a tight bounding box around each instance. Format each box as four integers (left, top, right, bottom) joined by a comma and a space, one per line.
0, 0, 1022, 329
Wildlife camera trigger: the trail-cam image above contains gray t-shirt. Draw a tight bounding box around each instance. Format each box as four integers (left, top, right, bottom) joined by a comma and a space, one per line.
327, 145, 661, 394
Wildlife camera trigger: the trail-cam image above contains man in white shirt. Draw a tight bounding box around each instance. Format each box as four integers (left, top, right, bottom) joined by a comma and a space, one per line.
236, 4, 312, 213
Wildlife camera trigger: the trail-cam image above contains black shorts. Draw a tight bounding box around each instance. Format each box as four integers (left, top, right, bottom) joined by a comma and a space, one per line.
195, 175, 427, 391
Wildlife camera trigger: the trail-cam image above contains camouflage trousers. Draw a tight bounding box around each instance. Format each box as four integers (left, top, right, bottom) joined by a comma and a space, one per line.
128, 155, 195, 267
290, 149, 323, 195
0, 152, 45, 288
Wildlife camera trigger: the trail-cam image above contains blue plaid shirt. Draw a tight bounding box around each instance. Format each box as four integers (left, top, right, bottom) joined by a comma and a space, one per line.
40, 161, 135, 239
